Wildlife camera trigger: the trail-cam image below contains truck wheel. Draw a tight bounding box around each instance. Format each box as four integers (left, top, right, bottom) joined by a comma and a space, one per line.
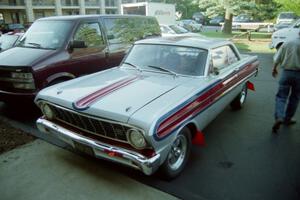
160, 127, 191, 180
276, 43, 283, 51
230, 85, 248, 110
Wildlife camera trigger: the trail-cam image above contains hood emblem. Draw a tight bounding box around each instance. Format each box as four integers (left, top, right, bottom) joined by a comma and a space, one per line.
125, 106, 132, 112
57, 90, 63, 95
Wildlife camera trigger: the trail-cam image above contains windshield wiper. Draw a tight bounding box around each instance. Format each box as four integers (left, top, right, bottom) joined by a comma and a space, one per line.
123, 62, 141, 71
146, 65, 178, 76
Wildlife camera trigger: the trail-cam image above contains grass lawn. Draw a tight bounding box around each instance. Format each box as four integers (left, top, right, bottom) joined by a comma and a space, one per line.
201, 31, 275, 53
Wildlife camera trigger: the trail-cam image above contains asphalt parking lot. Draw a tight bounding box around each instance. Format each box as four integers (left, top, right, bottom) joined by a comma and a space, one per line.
0, 53, 299, 200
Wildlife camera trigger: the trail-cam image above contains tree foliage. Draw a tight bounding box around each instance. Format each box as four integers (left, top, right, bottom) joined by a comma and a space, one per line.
199, 0, 278, 20
275, 0, 300, 15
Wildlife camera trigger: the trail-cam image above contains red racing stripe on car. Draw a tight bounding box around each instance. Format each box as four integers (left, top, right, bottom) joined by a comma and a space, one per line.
74, 75, 140, 110
157, 82, 222, 138
156, 63, 258, 139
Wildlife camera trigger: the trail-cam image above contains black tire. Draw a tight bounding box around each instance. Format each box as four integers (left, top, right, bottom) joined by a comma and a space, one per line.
276, 43, 283, 51
230, 85, 248, 110
160, 127, 192, 180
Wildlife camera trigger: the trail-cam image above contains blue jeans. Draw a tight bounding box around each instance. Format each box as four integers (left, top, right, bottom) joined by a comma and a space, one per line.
275, 70, 300, 121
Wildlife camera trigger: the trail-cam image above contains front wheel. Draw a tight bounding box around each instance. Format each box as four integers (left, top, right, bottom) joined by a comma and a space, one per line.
230, 85, 248, 110
160, 127, 192, 180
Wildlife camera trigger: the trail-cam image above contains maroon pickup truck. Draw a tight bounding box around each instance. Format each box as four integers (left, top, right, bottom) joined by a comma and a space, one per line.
0, 15, 160, 104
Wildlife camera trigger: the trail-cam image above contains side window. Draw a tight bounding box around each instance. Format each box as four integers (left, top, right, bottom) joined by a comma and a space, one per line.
74, 22, 104, 48
227, 46, 239, 64
145, 18, 161, 37
104, 18, 131, 47
211, 46, 229, 71
103, 17, 160, 47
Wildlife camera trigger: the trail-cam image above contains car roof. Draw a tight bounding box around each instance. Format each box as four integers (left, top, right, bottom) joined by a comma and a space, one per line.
135, 36, 231, 50
37, 14, 154, 21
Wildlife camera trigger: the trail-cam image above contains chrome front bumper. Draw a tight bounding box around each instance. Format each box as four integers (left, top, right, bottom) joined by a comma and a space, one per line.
36, 118, 161, 175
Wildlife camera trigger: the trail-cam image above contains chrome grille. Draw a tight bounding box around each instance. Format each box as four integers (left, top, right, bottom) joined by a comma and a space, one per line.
49, 104, 130, 142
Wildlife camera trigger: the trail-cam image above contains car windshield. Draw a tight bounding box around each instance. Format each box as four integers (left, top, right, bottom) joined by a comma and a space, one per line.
169, 25, 189, 34
18, 20, 73, 50
124, 44, 208, 76
0, 35, 19, 50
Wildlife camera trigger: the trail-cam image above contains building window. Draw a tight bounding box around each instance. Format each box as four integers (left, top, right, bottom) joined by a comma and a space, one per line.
105, 9, 117, 14
105, 0, 117, 7
35, 11, 45, 19
61, 0, 79, 6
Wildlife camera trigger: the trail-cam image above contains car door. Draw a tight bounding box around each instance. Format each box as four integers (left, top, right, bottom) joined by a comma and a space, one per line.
68, 20, 108, 76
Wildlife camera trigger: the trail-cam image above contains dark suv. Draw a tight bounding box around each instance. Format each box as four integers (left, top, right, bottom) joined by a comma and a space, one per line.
0, 15, 160, 104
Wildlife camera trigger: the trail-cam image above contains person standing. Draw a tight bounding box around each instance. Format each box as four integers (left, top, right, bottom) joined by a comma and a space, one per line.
272, 31, 300, 133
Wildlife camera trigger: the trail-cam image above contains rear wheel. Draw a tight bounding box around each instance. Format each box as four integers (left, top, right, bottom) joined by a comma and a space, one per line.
160, 127, 192, 180
230, 85, 248, 110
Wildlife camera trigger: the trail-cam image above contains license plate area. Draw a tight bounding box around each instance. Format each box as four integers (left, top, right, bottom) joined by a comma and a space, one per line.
74, 141, 95, 156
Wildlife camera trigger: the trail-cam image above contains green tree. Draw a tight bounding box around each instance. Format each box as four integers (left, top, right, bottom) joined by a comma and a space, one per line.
275, 0, 300, 15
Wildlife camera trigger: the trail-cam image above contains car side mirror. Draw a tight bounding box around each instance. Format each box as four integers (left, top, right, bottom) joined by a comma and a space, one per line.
69, 40, 86, 49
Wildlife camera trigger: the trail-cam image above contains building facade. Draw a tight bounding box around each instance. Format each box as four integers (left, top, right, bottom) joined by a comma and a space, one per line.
0, 0, 143, 25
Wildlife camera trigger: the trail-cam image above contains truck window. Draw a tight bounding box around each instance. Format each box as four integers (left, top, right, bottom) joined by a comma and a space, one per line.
104, 17, 160, 45
18, 20, 72, 50
73, 22, 105, 56
104, 18, 137, 45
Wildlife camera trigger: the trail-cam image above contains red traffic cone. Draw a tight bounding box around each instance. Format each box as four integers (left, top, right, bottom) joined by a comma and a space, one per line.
192, 131, 205, 146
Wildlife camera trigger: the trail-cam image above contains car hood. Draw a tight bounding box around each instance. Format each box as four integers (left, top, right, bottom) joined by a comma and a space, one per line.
36, 68, 195, 123
0, 47, 56, 67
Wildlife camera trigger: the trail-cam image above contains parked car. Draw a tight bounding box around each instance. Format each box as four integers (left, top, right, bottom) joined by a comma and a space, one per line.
276, 12, 298, 24
0, 15, 160, 104
233, 14, 253, 23
192, 12, 206, 25
270, 19, 300, 49
0, 23, 25, 34
36, 36, 259, 179
274, 21, 294, 32
160, 24, 200, 37
177, 19, 203, 32
0, 32, 23, 52
209, 16, 224, 26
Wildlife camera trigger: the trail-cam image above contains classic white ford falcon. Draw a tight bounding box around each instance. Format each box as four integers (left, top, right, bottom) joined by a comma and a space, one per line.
36, 36, 259, 179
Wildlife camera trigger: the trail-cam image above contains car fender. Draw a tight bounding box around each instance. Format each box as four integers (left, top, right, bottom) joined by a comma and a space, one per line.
46, 72, 76, 86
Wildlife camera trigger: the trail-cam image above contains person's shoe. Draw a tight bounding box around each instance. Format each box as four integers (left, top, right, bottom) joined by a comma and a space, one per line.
272, 120, 283, 134
284, 119, 296, 126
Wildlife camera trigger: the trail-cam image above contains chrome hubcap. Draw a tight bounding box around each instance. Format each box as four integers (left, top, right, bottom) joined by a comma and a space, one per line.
167, 135, 187, 171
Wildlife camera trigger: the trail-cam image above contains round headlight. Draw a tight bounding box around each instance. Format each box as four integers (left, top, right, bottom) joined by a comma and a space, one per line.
42, 104, 55, 120
127, 129, 147, 149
